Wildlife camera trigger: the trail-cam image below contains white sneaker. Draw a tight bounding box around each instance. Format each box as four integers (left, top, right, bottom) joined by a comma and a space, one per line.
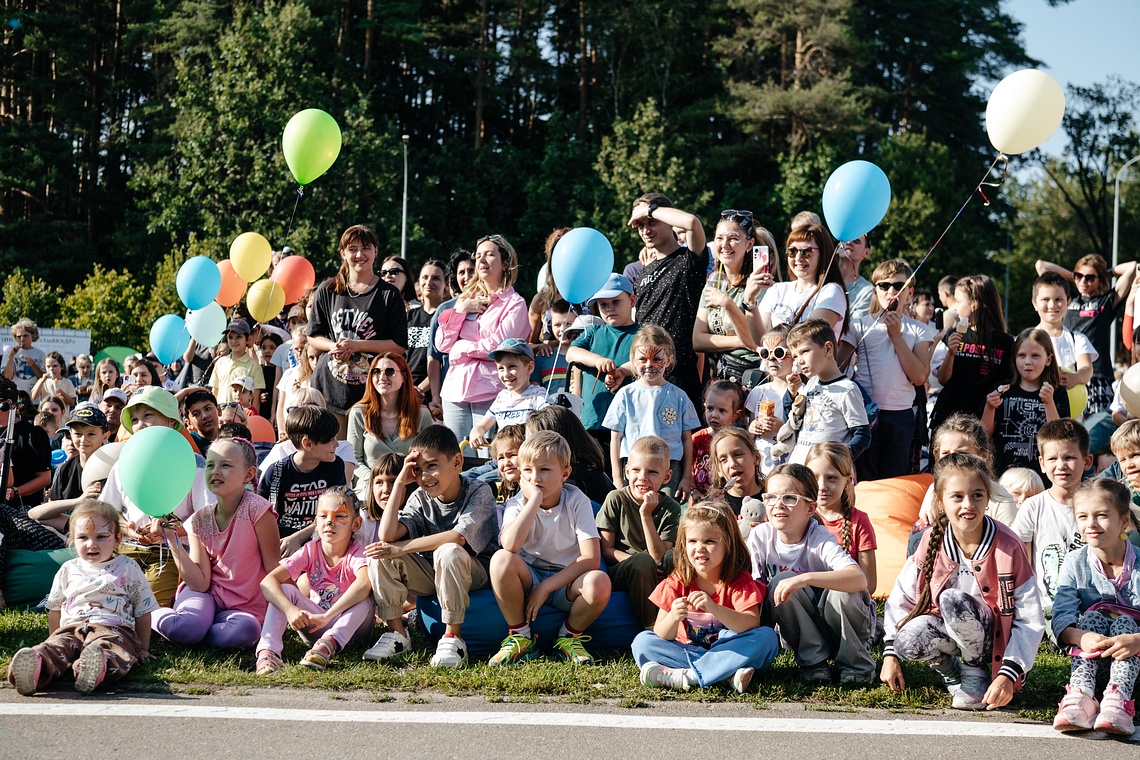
429, 635, 468, 668
362, 630, 411, 662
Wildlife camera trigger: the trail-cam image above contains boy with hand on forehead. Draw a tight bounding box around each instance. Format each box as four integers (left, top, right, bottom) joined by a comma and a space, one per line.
363, 425, 499, 668
210, 319, 266, 405
28, 406, 110, 533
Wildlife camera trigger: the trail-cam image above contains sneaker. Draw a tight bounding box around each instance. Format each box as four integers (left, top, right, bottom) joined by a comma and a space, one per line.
839, 669, 876, 687
489, 633, 540, 667
8, 648, 41, 696
553, 635, 594, 666
731, 667, 755, 694
951, 670, 989, 711
300, 636, 338, 671
362, 630, 412, 662
256, 650, 283, 676
640, 661, 693, 691
1094, 684, 1136, 737
74, 646, 107, 696
1052, 685, 1098, 732
800, 664, 832, 684
429, 636, 468, 668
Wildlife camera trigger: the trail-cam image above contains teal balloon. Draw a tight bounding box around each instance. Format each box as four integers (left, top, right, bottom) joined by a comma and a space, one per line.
116, 426, 196, 518
176, 256, 222, 311
149, 314, 192, 366
282, 109, 342, 185
821, 160, 892, 242
550, 228, 614, 303
186, 302, 227, 346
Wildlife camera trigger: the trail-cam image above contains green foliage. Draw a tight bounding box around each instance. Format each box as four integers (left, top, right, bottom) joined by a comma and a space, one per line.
0, 272, 62, 329
57, 266, 147, 351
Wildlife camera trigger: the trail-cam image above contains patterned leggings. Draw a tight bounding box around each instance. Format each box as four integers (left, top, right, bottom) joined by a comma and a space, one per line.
0, 504, 66, 587
895, 588, 994, 675
1069, 610, 1140, 700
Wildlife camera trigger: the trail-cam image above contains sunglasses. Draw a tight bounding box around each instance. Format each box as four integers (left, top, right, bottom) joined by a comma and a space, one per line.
477, 234, 504, 245
720, 209, 754, 227
758, 345, 789, 361
1074, 272, 1099, 282
875, 280, 908, 293
370, 367, 399, 378
786, 246, 818, 260
761, 492, 815, 508
220, 402, 242, 410
379, 268, 405, 277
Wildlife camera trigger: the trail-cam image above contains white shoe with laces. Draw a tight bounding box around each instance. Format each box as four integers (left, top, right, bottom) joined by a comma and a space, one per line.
362, 630, 411, 662
429, 636, 468, 668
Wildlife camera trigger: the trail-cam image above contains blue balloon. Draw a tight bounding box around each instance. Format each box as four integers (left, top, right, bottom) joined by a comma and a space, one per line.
551, 228, 615, 303
51, 449, 67, 467
821, 160, 892, 242
176, 256, 222, 311
149, 314, 192, 366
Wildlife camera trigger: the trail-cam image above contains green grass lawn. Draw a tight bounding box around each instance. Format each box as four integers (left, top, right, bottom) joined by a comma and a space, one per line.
0, 608, 1069, 720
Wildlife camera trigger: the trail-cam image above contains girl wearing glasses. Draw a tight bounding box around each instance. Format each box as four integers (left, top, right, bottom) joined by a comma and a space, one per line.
754, 223, 849, 341
747, 462, 876, 685
434, 234, 529, 442
840, 259, 936, 480
1036, 254, 1137, 417
745, 325, 793, 474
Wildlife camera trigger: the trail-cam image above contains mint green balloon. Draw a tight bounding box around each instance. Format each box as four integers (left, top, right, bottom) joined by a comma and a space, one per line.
282, 109, 342, 185
116, 426, 197, 518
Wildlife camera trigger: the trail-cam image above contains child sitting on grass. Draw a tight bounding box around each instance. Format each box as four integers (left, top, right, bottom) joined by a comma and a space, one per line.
489, 431, 611, 666
256, 487, 375, 675
8, 500, 157, 696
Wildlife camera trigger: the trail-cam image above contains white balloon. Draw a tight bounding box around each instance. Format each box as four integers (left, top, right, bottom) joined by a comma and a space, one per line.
185, 302, 227, 347
985, 69, 1065, 155
537, 262, 549, 293
1121, 363, 1140, 417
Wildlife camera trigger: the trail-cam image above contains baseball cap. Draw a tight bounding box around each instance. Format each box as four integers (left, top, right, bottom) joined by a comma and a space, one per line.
64, 405, 108, 430
101, 388, 129, 405
586, 273, 634, 305
566, 315, 604, 334
488, 338, 535, 362
226, 318, 251, 335
230, 375, 255, 391
122, 386, 184, 433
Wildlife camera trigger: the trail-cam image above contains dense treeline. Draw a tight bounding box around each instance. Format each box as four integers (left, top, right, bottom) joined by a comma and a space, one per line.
0, 0, 1137, 349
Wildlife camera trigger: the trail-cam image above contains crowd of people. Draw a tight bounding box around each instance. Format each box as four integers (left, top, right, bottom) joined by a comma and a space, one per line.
2, 193, 1139, 736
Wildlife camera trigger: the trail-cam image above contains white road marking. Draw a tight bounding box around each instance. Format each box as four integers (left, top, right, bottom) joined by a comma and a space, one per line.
0, 702, 1112, 741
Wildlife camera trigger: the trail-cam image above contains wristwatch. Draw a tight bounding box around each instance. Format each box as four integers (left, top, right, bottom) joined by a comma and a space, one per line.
646, 203, 658, 221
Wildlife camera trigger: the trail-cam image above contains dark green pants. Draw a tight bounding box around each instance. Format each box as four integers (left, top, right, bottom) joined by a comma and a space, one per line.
608, 549, 675, 628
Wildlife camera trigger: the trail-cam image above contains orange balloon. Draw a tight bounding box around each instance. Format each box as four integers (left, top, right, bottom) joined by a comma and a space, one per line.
270, 256, 316, 304
216, 260, 247, 308
247, 414, 275, 443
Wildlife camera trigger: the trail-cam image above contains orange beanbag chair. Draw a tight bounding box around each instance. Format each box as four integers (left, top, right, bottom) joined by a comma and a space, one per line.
854, 473, 932, 598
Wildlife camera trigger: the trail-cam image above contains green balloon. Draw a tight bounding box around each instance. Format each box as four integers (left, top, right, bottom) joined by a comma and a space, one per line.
116, 426, 197, 518
282, 108, 342, 185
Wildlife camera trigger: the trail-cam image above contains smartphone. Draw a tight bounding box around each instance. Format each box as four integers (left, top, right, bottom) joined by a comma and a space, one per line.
753, 245, 769, 274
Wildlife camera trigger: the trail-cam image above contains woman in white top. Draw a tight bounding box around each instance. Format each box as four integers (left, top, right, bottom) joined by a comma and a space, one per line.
753, 223, 849, 341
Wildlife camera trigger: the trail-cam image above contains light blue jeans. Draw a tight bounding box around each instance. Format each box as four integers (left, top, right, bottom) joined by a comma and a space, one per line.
631, 627, 779, 687
442, 399, 493, 445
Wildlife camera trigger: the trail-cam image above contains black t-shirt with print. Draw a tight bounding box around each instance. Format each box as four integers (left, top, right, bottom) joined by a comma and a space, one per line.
1064, 290, 1116, 377
257, 455, 346, 537
405, 303, 432, 386
634, 245, 711, 367
929, 328, 1014, 430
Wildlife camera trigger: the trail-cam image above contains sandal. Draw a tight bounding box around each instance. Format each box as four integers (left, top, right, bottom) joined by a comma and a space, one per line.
300, 636, 338, 671
256, 649, 283, 676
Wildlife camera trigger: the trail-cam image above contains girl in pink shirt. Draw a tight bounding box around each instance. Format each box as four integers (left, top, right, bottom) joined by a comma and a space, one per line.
153, 438, 279, 648
435, 234, 529, 441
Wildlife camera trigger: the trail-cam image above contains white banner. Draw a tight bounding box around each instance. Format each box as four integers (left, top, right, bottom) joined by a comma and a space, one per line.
0, 327, 93, 361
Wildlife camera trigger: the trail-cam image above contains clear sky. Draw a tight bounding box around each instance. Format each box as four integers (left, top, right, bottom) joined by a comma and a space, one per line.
1003, 0, 1140, 157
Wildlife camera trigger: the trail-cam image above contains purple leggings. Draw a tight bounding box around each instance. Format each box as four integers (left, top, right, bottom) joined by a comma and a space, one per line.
256, 585, 375, 654
152, 589, 262, 649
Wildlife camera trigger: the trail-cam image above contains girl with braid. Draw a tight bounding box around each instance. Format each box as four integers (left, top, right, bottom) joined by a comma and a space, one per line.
881, 453, 1044, 710
806, 443, 877, 593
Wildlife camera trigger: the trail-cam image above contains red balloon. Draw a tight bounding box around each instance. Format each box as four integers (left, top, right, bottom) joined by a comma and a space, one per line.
216, 260, 248, 308
270, 256, 316, 304
247, 414, 276, 443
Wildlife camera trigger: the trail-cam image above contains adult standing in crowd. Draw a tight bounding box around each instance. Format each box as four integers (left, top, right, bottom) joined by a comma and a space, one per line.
755, 223, 849, 340
307, 224, 409, 438
406, 258, 448, 393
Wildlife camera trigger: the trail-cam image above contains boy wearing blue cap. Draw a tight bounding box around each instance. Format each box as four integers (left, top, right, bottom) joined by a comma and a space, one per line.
567, 273, 639, 460
468, 339, 550, 449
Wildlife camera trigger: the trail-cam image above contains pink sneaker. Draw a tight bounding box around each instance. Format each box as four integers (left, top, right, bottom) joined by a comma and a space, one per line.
74, 645, 108, 696
1094, 684, 1136, 737
8, 648, 42, 696
1052, 685, 1098, 732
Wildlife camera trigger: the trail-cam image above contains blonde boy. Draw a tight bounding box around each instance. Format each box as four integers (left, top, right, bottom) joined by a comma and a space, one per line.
489, 431, 611, 666
596, 435, 680, 627
1104, 419, 1140, 529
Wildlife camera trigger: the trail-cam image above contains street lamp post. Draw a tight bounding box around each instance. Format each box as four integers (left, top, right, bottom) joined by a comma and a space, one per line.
401, 134, 410, 259
1111, 154, 1140, 365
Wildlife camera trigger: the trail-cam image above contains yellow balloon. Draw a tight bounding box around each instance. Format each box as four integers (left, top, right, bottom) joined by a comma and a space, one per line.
985, 69, 1065, 155
1066, 383, 1088, 422
229, 232, 273, 282
246, 279, 286, 323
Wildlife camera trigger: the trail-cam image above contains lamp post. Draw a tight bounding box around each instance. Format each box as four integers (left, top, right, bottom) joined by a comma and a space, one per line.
401, 134, 410, 259
1111, 154, 1140, 365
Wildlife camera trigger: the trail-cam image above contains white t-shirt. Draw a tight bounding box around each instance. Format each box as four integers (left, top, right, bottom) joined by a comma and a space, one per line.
790, 376, 868, 464
485, 384, 550, 428
46, 554, 159, 628
844, 314, 936, 410
759, 281, 848, 337
747, 520, 856, 585
1011, 490, 1084, 608
744, 383, 787, 474
1043, 327, 1097, 372
502, 485, 599, 570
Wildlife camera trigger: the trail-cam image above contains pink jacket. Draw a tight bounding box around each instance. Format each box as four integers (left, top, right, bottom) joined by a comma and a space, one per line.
435, 287, 529, 405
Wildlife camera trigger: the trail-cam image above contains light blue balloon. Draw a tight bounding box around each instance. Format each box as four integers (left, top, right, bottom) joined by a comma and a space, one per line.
176, 256, 223, 311
149, 314, 192, 365
822, 160, 892, 242
185, 302, 227, 347
551, 228, 615, 304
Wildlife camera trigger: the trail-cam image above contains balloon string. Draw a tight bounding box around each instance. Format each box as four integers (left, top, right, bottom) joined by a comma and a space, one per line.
284, 186, 304, 241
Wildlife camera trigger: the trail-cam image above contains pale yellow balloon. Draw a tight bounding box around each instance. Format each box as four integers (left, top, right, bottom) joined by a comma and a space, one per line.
229, 232, 273, 282
1121, 364, 1140, 418
985, 69, 1065, 155
246, 279, 286, 323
